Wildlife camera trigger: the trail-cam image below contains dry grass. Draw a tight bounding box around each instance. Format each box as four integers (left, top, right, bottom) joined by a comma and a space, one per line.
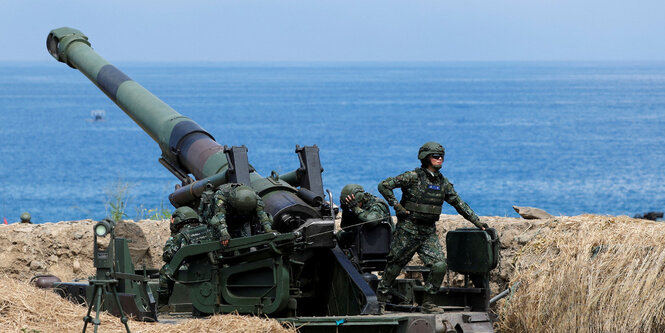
0, 276, 294, 333
497, 215, 665, 333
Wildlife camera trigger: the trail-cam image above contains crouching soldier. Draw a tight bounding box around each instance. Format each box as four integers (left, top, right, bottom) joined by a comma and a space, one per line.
338, 184, 394, 287
338, 183, 393, 247
340, 184, 391, 229
205, 183, 275, 247
157, 206, 215, 310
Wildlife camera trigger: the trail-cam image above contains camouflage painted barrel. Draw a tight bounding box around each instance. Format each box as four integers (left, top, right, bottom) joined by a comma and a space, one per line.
47, 27, 224, 180
47, 27, 319, 227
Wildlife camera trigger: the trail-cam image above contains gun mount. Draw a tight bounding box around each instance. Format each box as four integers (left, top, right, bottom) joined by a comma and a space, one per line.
47, 27, 499, 332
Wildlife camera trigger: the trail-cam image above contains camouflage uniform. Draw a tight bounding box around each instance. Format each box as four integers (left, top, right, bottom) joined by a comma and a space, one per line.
338, 184, 393, 250
341, 193, 392, 229
202, 183, 274, 241
377, 143, 484, 303
379, 168, 482, 227
157, 210, 215, 306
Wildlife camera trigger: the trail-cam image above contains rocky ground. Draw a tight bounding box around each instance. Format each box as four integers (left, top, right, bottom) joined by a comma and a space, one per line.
0, 219, 171, 282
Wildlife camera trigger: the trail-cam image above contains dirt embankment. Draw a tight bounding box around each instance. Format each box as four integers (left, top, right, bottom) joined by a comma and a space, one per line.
0, 214, 545, 287
0, 219, 171, 282
3, 214, 663, 332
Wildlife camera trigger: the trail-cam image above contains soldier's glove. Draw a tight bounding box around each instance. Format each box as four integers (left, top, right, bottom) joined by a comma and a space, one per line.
394, 203, 409, 219
219, 228, 231, 246
480, 223, 490, 230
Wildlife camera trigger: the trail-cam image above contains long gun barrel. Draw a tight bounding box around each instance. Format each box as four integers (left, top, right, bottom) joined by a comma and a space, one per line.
47, 27, 325, 230
48, 28, 222, 181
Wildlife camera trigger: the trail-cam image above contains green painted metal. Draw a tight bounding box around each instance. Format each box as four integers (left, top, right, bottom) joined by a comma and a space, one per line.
218, 256, 290, 314
47, 26, 237, 194
163, 233, 297, 315
446, 228, 499, 274
84, 225, 156, 325
280, 316, 409, 333
48, 28, 189, 156
165, 233, 297, 276
47, 27, 321, 237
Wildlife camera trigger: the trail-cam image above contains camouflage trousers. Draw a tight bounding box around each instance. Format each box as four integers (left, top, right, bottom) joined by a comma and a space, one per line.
378, 218, 446, 295
157, 264, 174, 304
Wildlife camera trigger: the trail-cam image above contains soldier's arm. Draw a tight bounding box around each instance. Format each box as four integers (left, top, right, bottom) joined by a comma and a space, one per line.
443, 179, 484, 229
209, 193, 231, 244
197, 189, 215, 222
255, 196, 274, 232
352, 201, 390, 226
378, 171, 417, 206
209, 208, 228, 232
162, 235, 183, 263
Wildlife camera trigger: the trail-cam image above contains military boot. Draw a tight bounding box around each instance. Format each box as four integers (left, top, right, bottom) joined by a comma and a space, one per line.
377, 288, 392, 301
376, 283, 392, 313
421, 293, 444, 314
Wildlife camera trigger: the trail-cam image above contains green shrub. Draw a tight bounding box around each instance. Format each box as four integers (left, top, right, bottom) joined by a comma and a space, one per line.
104, 179, 133, 221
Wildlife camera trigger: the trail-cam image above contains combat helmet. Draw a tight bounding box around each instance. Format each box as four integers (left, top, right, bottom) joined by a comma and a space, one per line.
20, 212, 31, 223
418, 142, 445, 160
229, 185, 257, 215
171, 206, 200, 231
340, 184, 366, 205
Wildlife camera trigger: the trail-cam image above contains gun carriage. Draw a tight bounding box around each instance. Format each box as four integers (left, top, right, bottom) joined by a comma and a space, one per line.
46, 27, 499, 333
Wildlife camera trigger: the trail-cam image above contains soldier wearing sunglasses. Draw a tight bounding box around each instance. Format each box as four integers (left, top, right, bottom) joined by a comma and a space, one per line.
376, 141, 488, 313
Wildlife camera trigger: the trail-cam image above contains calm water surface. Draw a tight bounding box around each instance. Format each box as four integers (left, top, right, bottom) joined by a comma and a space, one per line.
0, 62, 664, 223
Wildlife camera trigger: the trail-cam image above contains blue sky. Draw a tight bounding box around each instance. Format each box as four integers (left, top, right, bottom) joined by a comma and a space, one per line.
2, 0, 664, 62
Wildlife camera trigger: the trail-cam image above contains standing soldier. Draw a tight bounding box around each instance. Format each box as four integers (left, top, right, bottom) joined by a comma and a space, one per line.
204, 183, 275, 247
157, 206, 215, 310
377, 142, 488, 313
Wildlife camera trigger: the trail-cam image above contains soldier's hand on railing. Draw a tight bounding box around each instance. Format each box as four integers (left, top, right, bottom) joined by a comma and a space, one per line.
220, 229, 231, 246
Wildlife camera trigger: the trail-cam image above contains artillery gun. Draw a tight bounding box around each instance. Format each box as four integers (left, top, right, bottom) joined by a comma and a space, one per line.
46, 27, 499, 332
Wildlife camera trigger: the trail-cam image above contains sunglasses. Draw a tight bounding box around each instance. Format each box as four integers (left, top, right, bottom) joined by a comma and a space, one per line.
430, 154, 444, 159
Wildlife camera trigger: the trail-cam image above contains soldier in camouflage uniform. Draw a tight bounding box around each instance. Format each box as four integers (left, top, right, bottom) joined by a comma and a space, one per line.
338, 184, 394, 278
157, 206, 215, 309
338, 184, 392, 249
377, 142, 488, 313
339, 184, 392, 229
200, 183, 275, 247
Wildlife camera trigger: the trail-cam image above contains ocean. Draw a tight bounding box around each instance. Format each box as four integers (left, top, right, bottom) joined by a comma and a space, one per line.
1, 62, 664, 223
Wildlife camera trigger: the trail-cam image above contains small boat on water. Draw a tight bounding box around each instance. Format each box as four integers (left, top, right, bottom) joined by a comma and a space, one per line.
88, 109, 105, 122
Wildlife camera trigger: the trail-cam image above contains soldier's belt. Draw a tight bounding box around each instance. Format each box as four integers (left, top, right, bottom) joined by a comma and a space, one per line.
411, 218, 437, 226
404, 202, 442, 215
